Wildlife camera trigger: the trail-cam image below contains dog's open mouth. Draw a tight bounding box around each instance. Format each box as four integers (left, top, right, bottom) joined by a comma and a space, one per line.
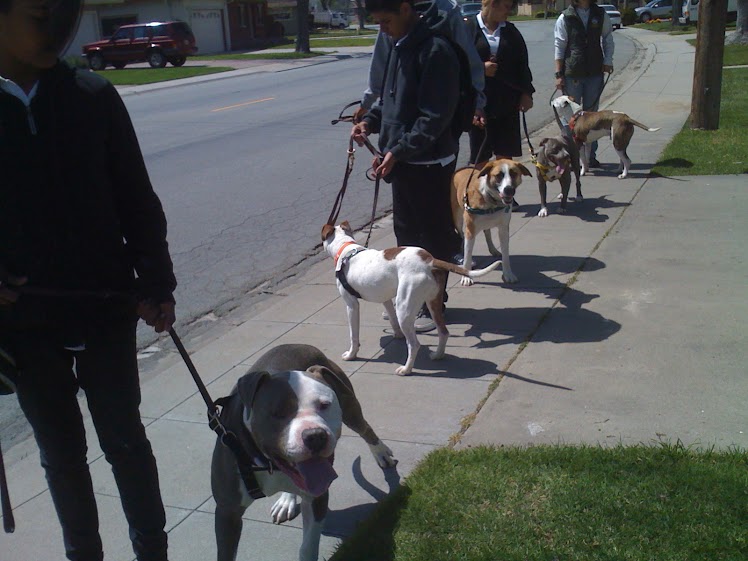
556, 164, 567, 176
275, 456, 337, 497
501, 196, 514, 205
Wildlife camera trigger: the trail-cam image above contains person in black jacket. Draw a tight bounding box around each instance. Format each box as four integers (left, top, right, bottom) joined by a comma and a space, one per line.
467, 0, 534, 168
351, 0, 464, 332
0, 2, 176, 560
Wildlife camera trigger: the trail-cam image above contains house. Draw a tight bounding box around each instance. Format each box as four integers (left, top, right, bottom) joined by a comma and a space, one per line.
68, 0, 287, 57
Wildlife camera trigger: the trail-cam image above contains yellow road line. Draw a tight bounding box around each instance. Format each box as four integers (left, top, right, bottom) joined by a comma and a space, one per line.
211, 97, 275, 113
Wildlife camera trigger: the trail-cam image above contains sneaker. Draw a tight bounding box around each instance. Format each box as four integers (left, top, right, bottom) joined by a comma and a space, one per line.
414, 308, 436, 332
589, 157, 601, 168
381, 310, 390, 321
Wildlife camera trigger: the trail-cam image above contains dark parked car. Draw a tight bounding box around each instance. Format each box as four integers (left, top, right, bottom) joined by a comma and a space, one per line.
82, 21, 198, 70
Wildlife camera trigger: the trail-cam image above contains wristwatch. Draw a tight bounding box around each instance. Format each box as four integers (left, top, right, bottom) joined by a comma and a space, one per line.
554, 71, 564, 79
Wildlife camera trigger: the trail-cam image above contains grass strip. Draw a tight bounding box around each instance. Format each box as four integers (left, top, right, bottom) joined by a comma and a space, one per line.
630, 20, 735, 33
191, 51, 326, 61
95, 66, 234, 85
653, 67, 748, 176
331, 443, 748, 561
268, 37, 376, 49
684, 41, 748, 66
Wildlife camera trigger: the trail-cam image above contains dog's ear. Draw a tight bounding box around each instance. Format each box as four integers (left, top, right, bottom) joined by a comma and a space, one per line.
567, 95, 575, 104
306, 365, 374, 437
321, 224, 335, 242
539, 138, 549, 146
517, 163, 533, 178
340, 221, 353, 236
477, 162, 493, 178
237, 370, 270, 407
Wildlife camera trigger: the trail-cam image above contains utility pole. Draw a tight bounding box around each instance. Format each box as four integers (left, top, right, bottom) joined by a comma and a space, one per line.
690, 0, 728, 130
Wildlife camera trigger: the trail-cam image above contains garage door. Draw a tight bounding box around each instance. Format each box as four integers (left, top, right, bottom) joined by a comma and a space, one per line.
190, 9, 226, 54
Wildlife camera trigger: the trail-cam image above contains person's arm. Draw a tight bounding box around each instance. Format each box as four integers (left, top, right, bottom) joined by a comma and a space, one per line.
553, 14, 567, 90
102, 83, 177, 330
361, 31, 392, 110
601, 12, 614, 72
449, 8, 486, 113
514, 26, 535, 111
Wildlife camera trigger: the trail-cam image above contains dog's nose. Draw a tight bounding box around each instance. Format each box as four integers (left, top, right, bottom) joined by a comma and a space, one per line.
504, 187, 515, 197
302, 428, 328, 454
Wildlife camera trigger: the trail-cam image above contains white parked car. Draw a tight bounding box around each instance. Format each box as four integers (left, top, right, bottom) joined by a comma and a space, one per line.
599, 4, 622, 29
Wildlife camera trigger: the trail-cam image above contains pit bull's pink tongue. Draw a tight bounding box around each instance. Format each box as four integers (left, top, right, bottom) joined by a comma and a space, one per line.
296, 458, 338, 497
556, 165, 566, 175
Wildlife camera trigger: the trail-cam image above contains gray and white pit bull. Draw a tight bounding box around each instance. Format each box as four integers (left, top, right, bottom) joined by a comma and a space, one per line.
211, 343, 397, 561
535, 135, 583, 217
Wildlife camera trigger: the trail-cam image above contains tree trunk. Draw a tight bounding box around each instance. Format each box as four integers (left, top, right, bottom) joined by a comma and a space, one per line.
691, 0, 727, 130
296, 0, 311, 53
725, 0, 748, 44
355, 0, 366, 30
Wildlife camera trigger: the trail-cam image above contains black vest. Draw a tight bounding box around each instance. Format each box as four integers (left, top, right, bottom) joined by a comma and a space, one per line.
562, 4, 605, 78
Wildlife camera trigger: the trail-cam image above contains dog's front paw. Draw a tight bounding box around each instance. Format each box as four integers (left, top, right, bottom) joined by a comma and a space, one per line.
342, 348, 359, 361
538, 206, 549, 217
270, 493, 300, 524
502, 271, 519, 284
395, 365, 412, 376
459, 276, 475, 287
370, 441, 398, 469
617, 172, 628, 180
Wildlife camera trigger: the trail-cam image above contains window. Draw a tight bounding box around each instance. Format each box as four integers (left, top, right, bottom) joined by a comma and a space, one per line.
240, 4, 249, 28
101, 16, 137, 38
132, 26, 148, 40
111, 27, 132, 41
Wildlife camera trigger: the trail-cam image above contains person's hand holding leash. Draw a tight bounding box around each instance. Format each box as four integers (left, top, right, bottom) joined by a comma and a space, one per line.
351, 121, 370, 147
137, 299, 176, 333
373, 152, 397, 178
603, 65, 614, 74
473, 108, 486, 129
485, 58, 498, 78
519, 93, 533, 112
0, 265, 27, 307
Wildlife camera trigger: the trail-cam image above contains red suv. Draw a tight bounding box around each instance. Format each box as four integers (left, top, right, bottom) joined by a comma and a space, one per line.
82, 21, 198, 70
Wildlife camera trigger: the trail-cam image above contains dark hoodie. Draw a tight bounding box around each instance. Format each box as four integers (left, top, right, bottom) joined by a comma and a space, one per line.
0, 62, 176, 332
363, 1, 460, 164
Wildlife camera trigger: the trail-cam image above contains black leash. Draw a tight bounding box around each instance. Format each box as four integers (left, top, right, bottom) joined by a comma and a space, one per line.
0, 438, 13, 533
168, 328, 272, 499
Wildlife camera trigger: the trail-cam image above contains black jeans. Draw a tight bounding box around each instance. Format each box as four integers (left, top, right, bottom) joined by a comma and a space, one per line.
391, 160, 461, 261
8, 321, 167, 561
391, 160, 462, 307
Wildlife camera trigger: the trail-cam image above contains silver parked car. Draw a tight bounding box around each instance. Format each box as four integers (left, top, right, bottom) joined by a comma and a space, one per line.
635, 0, 674, 22
598, 4, 622, 29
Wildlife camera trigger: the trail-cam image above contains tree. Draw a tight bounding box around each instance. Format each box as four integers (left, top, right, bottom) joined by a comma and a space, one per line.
354, 0, 366, 30
691, 0, 727, 129
725, 0, 748, 45
296, 0, 311, 53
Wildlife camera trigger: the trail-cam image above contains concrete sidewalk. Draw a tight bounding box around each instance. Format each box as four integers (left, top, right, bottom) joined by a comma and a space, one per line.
2, 28, 746, 561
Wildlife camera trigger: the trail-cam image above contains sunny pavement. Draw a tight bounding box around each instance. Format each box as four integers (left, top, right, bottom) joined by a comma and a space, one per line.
2, 27, 746, 561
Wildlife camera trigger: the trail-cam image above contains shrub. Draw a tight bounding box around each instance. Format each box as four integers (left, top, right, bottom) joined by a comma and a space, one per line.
621, 7, 637, 26
535, 10, 558, 18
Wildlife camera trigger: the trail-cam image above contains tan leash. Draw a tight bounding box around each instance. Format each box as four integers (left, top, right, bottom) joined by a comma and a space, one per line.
330, 101, 384, 248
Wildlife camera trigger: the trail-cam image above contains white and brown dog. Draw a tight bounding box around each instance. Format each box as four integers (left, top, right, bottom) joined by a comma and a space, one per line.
321, 221, 500, 375
551, 95, 660, 179
211, 344, 396, 561
450, 159, 532, 285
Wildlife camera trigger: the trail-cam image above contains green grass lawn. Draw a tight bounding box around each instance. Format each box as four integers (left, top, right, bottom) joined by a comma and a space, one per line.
94, 66, 234, 85
191, 51, 326, 61
630, 20, 735, 34
331, 444, 748, 561
268, 36, 376, 49
685, 40, 748, 66
653, 67, 748, 176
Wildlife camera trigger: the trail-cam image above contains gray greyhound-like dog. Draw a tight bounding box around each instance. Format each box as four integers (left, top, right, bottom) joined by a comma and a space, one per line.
535, 135, 583, 217
211, 344, 397, 561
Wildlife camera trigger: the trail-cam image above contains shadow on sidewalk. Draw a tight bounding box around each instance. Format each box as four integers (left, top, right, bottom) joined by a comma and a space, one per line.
323, 457, 402, 538
518, 195, 631, 223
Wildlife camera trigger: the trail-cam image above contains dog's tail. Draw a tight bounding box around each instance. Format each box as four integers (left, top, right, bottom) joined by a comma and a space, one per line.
630, 118, 661, 132
432, 258, 502, 279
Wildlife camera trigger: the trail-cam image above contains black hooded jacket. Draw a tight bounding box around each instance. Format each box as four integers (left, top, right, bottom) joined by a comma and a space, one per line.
363, 2, 460, 163
0, 62, 176, 329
